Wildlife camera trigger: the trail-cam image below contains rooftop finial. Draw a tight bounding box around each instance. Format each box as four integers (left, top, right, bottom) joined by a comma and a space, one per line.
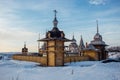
96, 20, 99, 33
24, 42, 26, 48
53, 10, 58, 27
54, 10, 57, 17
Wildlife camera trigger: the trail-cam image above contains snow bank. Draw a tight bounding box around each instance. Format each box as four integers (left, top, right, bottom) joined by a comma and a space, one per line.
108, 52, 120, 59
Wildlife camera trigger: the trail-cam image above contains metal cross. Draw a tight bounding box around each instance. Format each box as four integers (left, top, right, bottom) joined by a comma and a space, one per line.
54, 10, 57, 16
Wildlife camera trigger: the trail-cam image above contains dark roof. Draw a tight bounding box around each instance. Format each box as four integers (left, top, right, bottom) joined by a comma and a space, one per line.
48, 27, 62, 38
38, 10, 71, 42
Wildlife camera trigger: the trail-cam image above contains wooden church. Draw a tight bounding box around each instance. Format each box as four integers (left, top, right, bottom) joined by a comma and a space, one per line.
38, 10, 70, 66
13, 10, 108, 66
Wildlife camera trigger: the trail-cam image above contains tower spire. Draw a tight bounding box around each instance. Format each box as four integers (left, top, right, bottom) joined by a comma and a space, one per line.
24, 42, 26, 48
53, 10, 58, 27
79, 35, 85, 50
96, 20, 99, 33
72, 33, 76, 43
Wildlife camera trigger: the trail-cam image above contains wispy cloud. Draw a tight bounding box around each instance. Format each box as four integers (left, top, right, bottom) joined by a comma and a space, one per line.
89, 0, 107, 5
93, 8, 120, 18
0, 0, 120, 52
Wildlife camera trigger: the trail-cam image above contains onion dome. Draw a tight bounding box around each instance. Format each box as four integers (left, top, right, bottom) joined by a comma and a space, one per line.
45, 10, 65, 39
91, 20, 106, 46
94, 33, 102, 41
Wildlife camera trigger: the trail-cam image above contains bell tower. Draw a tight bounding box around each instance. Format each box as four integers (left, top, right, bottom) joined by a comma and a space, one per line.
22, 42, 28, 55
38, 10, 70, 66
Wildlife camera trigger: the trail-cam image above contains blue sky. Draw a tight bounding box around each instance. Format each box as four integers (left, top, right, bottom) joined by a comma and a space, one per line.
0, 0, 120, 52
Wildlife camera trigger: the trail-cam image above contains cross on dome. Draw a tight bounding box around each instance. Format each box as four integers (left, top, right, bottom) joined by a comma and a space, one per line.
54, 10, 57, 17
53, 10, 58, 27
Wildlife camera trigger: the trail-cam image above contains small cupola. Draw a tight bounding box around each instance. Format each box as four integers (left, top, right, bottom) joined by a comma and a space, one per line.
53, 10, 58, 28
46, 10, 65, 39
22, 42, 28, 55
91, 20, 107, 46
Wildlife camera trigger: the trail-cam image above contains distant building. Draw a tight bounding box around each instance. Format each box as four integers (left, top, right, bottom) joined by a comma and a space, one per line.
22, 42, 28, 55
68, 35, 79, 56
66, 20, 108, 60
83, 20, 108, 60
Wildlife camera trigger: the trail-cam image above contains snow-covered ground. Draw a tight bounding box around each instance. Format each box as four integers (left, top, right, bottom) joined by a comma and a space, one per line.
0, 52, 120, 80
0, 59, 120, 80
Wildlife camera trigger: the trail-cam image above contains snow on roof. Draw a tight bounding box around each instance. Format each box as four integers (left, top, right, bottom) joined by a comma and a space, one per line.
91, 40, 106, 45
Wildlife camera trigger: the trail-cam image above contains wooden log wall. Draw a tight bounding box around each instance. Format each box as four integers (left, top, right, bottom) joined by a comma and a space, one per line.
12, 54, 47, 66
12, 54, 90, 66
